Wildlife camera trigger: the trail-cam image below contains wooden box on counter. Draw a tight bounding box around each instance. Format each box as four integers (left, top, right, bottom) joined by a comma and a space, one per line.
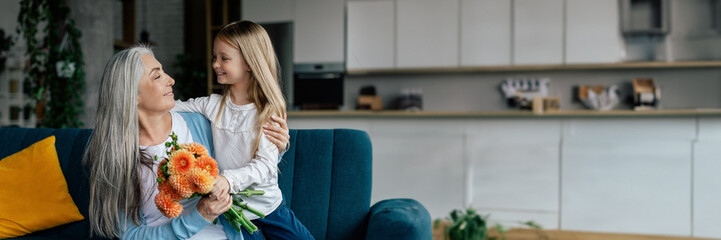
356, 95, 383, 111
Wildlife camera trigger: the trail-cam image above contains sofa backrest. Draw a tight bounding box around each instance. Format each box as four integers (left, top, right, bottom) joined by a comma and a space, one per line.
279, 129, 373, 240
0, 127, 97, 240
0, 126, 373, 240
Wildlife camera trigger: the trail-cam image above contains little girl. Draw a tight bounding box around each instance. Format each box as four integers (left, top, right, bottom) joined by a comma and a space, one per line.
172, 21, 314, 240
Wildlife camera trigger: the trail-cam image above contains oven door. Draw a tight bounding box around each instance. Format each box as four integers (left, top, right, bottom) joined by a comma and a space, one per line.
293, 63, 345, 110
293, 72, 344, 110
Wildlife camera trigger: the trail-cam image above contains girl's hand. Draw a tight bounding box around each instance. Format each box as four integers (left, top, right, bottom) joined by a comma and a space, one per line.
264, 115, 290, 152
210, 175, 230, 200
197, 193, 233, 222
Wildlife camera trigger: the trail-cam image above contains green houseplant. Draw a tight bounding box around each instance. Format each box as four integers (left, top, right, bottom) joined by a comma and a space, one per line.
446, 208, 488, 240
436, 207, 548, 240
16, 0, 85, 128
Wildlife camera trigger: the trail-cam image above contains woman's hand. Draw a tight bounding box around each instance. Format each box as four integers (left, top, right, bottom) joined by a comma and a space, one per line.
264, 115, 290, 152
209, 175, 230, 200
197, 192, 232, 222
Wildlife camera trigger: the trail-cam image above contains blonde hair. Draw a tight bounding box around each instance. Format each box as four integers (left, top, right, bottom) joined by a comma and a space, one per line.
214, 20, 287, 156
83, 46, 154, 238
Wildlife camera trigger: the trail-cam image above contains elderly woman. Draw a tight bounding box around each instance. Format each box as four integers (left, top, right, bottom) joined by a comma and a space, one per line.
83, 46, 289, 239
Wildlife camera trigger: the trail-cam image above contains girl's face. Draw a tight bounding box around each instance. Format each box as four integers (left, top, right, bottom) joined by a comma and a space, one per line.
137, 54, 175, 113
213, 38, 251, 86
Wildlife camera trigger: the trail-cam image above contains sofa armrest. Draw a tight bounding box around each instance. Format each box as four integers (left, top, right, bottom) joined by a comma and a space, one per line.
365, 198, 432, 240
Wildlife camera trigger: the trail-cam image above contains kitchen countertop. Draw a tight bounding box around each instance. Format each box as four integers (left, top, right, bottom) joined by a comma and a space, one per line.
287, 109, 721, 118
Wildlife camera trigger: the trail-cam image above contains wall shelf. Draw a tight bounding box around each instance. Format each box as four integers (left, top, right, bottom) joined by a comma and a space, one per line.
288, 109, 721, 119
346, 61, 721, 76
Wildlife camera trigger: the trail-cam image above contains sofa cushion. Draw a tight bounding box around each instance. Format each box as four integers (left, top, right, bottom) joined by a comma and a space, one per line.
0, 127, 100, 240
0, 136, 84, 238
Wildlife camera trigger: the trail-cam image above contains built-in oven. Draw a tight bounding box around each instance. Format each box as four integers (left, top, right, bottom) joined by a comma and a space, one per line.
293, 63, 344, 110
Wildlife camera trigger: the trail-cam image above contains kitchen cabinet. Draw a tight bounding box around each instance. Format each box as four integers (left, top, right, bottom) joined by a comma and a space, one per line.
285, 118, 372, 134
346, 1, 395, 70
692, 118, 721, 238
288, 116, 716, 236
371, 131, 466, 219
294, 0, 345, 63
396, 0, 459, 68
369, 120, 466, 219
460, 0, 511, 66
561, 138, 691, 236
242, 0, 293, 24
692, 141, 721, 238
565, 0, 624, 64
513, 0, 564, 65
467, 120, 560, 228
560, 119, 695, 236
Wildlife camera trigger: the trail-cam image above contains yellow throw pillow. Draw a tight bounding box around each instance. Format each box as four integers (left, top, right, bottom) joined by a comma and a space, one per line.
0, 136, 85, 238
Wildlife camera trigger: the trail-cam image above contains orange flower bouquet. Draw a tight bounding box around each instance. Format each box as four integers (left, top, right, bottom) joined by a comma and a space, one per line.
155, 132, 266, 234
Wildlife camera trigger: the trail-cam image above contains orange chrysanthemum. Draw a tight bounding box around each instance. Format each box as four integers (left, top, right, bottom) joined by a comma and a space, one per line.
168, 149, 195, 175
155, 139, 224, 220
158, 181, 183, 201
180, 143, 209, 157
168, 174, 194, 198
155, 192, 183, 218
187, 168, 215, 194
196, 155, 219, 178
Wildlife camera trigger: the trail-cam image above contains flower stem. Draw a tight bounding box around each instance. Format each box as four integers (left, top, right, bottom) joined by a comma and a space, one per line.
239, 209, 258, 233
238, 203, 266, 219
229, 206, 257, 234
236, 189, 265, 197
224, 212, 240, 232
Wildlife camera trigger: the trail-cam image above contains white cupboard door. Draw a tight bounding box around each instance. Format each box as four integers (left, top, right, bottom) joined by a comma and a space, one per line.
460, 0, 512, 66
346, 1, 395, 70
294, 0, 345, 63
565, 0, 623, 64
561, 138, 691, 236
693, 141, 721, 238
513, 0, 564, 65
369, 120, 466, 219
467, 120, 561, 229
242, 0, 293, 24
396, 0, 459, 68
692, 117, 721, 238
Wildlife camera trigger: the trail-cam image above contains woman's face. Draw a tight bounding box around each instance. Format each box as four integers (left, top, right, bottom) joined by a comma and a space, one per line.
137, 54, 175, 114
212, 38, 251, 86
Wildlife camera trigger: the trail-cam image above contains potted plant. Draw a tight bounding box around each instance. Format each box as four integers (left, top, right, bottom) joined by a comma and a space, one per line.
434, 207, 548, 240
446, 208, 488, 240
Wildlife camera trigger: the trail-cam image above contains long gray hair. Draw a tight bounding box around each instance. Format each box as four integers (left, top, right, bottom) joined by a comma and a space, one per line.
83, 46, 153, 238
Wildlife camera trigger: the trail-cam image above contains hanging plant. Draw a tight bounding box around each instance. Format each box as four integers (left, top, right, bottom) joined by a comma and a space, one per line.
17, 0, 85, 128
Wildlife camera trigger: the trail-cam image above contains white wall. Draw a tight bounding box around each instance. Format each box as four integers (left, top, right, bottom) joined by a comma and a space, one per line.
68, 0, 113, 128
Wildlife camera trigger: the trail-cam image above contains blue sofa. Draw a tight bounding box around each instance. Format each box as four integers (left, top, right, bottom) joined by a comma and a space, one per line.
0, 120, 431, 239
